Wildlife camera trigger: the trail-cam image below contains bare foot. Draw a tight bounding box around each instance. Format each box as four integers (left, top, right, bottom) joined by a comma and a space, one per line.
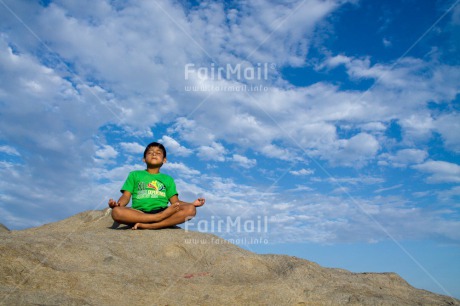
139, 204, 182, 224
132, 222, 157, 230
151, 203, 181, 222
171, 202, 181, 211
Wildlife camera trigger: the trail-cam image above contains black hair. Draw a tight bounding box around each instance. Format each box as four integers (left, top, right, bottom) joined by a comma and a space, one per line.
143, 142, 167, 158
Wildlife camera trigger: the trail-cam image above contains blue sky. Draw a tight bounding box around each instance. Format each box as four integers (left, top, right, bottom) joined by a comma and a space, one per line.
0, 0, 459, 299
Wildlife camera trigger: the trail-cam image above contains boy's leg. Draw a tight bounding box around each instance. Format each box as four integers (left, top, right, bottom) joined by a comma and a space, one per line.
111, 204, 180, 225
149, 203, 181, 221
133, 204, 196, 230
111, 207, 147, 225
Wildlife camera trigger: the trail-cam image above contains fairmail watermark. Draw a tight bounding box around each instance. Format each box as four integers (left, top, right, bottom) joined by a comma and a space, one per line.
183, 215, 270, 245
184, 215, 269, 234
184, 84, 269, 92
184, 62, 274, 81
184, 236, 269, 246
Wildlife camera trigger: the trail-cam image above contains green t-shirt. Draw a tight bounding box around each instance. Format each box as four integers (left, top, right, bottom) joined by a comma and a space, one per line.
121, 170, 178, 212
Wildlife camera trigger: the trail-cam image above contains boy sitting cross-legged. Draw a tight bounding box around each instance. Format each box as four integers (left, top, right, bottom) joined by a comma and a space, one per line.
108, 141, 205, 230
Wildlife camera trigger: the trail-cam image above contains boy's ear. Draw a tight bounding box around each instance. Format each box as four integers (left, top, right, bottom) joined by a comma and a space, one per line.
163, 157, 167, 164
142, 157, 146, 163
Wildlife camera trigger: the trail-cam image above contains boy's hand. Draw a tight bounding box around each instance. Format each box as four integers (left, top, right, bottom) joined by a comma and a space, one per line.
172, 202, 181, 211
108, 199, 119, 208
193, 198, 205, 207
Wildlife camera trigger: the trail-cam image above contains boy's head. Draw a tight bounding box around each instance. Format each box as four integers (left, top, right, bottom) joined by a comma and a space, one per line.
143, 142, 167, 159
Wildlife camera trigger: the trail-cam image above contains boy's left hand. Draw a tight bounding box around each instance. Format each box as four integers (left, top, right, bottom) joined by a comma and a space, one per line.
193, 198, 205, 207
108, 199, 119, 208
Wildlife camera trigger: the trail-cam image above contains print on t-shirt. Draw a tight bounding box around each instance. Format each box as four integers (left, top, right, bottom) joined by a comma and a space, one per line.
136, 180, 166, 199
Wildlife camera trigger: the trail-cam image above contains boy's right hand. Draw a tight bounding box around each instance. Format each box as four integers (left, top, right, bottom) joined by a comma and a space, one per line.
108, 199, 119, 208
193, 198, 205, 207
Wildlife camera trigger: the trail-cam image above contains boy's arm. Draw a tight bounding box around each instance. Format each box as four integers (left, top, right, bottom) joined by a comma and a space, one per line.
169, 195, 205, 207
108, 191, 132, 208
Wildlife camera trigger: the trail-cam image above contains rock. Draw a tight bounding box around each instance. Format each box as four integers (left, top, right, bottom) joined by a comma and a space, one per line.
0, 209, 458, 305
0, 223, 9, 233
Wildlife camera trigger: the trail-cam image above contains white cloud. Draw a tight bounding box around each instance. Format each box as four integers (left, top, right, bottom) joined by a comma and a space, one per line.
289, 185, 314, 192
437, 186, 460, 202
433, 113, 460, 153
315, 176, 385, 185
332, 186, 350, 194
412, 160, 460, 183
379, 149, 428, 168
0, 145, 20, 156
163, 162, 200, 177
191, 0, 342, 67
169, 117, 216, 146
95, 145, 118, 160
260, 143, 298, 161
197, 142, 227, 161
158, 135, 193, 157
359, 121, 386, 132
374, 184, 403, 193
325, 133, 380, 167
382, 38, 392, 47
319, 54, 460, 109
399, 113, 434, 144
231, 154, 257, 169
344, 133, 380, 156
344, 57, 430, 88
87, 163, 144, 183
320, 54, 351, 69
290, 168, 314, 176
125, 128, 154, 138
120, 142, 145, 155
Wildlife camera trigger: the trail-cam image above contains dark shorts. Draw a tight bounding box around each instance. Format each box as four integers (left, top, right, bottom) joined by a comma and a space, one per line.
142, 207, 167, 214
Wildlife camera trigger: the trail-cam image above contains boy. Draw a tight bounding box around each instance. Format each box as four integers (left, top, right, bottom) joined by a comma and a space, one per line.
108, 141, 205, 230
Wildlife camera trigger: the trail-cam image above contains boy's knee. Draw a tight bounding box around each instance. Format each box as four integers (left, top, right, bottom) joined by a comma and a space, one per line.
185, 204, 196, 217
111, 206, 123, 222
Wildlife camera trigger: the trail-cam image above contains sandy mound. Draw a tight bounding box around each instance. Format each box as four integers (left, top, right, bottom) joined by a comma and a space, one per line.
0, 224, 9, 233
0, 209, 458, 305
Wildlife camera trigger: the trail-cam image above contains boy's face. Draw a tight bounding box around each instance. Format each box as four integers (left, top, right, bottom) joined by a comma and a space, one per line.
143, 146, 166, 166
